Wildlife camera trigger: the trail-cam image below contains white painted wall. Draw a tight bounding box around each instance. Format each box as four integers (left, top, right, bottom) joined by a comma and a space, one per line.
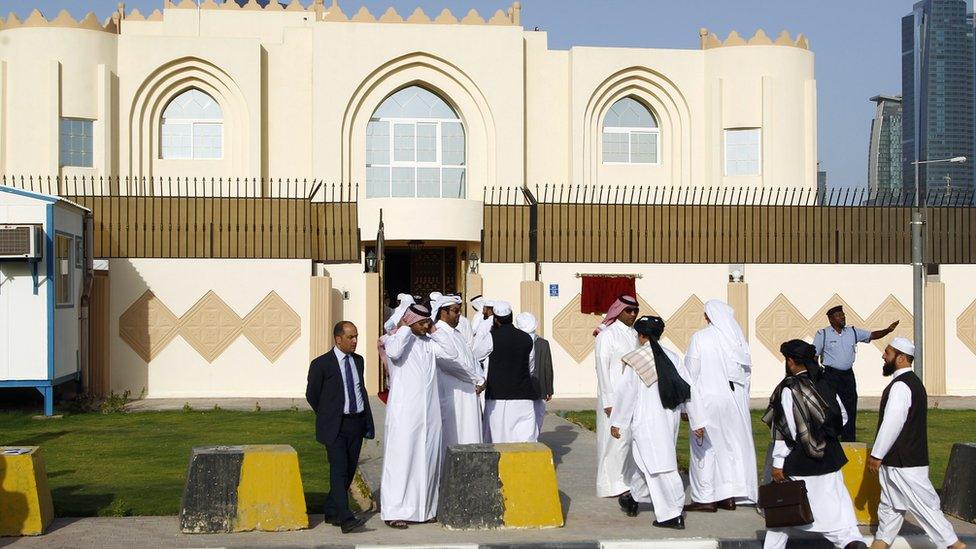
109, 258, 312, 398
940, 265, 976, 396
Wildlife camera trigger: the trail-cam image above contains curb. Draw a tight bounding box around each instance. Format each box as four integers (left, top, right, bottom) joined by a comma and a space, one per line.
342, 536, 976, 548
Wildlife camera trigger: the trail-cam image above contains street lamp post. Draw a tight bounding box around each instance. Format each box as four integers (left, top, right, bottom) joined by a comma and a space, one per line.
909, 155, 966, 384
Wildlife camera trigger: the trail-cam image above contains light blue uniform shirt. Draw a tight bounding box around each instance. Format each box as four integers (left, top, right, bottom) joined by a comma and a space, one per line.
813, 325, 871, 370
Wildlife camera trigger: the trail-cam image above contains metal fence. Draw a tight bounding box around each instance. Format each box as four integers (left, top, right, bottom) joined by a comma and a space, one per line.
483, 185, 976, 265
2, 176, 360, 262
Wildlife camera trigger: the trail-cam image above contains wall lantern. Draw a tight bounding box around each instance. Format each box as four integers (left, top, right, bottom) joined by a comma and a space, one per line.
365, 250, 377, 273
468, 252, 480, 274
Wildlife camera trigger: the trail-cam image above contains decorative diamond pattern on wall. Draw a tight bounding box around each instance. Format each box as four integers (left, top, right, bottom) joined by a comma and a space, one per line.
551, 293, 658, 364
118, 291, 180, 362
956, 300, 976, 357
864, 295, 914, 351
117, 290, 302, 364
755, 294, 809, 359
243, 291, 302, 362
754, 293, 914, 358
179, 291, 243, 363
664, 296, 706, 353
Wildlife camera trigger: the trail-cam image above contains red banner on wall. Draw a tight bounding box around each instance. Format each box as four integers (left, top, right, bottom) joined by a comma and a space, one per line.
580, 276, 637, 314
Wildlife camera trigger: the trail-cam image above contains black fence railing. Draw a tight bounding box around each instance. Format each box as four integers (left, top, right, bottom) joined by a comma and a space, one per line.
1, 176, 360, 262
482, 185, 976, 265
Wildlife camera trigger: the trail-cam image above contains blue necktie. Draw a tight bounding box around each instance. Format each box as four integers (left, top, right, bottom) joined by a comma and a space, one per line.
344, 355, 358, 414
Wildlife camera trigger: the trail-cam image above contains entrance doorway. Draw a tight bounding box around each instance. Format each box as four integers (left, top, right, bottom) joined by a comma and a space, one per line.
383, 246, 458, 301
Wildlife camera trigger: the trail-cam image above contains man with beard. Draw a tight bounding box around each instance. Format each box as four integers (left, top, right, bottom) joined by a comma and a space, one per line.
867, 338, 965, 549
594, 295, 640, 498
610, 316, 691, 530
762, 339, 865, 549
813, 305, 899, 441
430, 295, 485, 449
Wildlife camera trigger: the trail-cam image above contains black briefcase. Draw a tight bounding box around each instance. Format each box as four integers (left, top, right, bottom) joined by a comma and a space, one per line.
758, 480, 814, 528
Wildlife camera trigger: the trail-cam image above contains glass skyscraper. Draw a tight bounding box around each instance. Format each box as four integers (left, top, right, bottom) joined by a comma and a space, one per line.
902, 0, 975, 204
868, 95, 903, 197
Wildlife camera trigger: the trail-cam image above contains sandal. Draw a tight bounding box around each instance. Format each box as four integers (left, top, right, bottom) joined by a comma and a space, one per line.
385, 520, 409, 529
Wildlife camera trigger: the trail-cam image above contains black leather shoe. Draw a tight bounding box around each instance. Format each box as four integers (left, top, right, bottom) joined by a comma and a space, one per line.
683, 501, 718, 513
716, 497, 736, 511
617, 493, 639, 517
323, 515, 341, 527
339, 516, 367, 534
653, 515, 685, 530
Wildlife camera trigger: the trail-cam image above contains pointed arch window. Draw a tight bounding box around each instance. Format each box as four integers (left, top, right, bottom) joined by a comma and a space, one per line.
160, 89, 223, 160
602, 97, 659, 164
365, 86, 466, 198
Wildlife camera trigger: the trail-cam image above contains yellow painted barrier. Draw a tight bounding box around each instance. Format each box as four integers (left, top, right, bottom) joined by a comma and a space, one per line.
236, 445, 309, 532
497, 443, 563, 528
0, 447, 54, 536
840, 442, 881, 525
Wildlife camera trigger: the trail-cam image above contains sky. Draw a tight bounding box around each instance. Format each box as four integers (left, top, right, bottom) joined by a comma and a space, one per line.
0, 0, 929, 188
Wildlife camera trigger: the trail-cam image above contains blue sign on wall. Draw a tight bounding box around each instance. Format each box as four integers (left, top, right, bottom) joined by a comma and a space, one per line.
549, 284, 559, 297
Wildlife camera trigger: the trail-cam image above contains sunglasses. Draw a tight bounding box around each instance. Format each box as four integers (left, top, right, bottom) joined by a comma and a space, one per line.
624, 307, 639, 314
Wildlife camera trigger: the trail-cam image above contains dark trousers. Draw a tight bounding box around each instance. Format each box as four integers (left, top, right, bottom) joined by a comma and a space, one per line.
324, 413, 366, 522
824, 366, 858, 441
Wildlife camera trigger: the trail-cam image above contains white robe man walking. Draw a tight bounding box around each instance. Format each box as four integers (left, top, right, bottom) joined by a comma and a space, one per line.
380, 304, 457, 530
684, 299, 758, 511
867, 338, 965, 549
594, 295, 640, 498
430, 295, 485, 449
610, 315, 691, 530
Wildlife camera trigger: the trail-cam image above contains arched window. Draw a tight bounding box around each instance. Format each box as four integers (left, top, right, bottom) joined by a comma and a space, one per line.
365, 86, 466, 198
160, 88, 223, 160
602, 97, 659, 164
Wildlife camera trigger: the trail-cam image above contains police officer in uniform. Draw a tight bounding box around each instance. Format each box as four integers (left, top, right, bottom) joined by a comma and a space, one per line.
813, 305, 898, 441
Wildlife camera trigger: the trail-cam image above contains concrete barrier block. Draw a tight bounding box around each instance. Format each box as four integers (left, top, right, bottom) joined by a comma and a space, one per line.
0, 447, 54, 537
179, 445, 308, 534
941, 442, 976, 523
440, 442, 562, 530
841, 442, 881, 525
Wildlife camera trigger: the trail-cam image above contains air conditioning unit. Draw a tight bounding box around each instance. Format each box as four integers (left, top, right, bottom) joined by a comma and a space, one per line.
0, 225, 43, 260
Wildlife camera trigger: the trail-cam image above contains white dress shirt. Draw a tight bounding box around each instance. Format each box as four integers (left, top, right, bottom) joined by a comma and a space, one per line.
334, 347, 364, 414
871, 367, 913, 460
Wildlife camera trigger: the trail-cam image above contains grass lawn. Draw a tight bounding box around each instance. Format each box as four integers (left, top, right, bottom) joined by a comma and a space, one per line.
559, 409, 971, 488
0, 409, 349, 517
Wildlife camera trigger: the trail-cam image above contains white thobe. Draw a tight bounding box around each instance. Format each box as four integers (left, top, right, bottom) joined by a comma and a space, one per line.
484, 399, 538, 443
431, 320, 484, 450
457, 315, 474, 347
764, 389, 862, 549
871, 368, 959, 548
471, 317, 494, 439
609, 345, 688, 522
685, 326, 758, 504
594, 320, 638, 497
380, 326, 456, 522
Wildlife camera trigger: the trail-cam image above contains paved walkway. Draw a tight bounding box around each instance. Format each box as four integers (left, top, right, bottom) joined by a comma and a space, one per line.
6, 399, 976, 548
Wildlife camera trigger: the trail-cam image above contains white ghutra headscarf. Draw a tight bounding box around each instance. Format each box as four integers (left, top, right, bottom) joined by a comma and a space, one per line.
703, 299, 752, 368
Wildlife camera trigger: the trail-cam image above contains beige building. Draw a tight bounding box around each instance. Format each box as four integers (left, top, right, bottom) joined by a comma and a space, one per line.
13, 2, 972, 408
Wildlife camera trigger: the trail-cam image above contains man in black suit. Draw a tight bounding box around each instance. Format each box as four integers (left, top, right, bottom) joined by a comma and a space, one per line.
306, 321, 374, 534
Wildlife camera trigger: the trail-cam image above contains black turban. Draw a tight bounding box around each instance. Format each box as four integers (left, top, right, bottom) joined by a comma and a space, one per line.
634, 316, 689, 410
633, 315, 665, 340
780, 339, 823, 381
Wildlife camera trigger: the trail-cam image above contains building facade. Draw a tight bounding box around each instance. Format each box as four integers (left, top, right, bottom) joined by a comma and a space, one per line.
868, 94, 903, 196
902, 0, 975, 202
5, 1, 974, 407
